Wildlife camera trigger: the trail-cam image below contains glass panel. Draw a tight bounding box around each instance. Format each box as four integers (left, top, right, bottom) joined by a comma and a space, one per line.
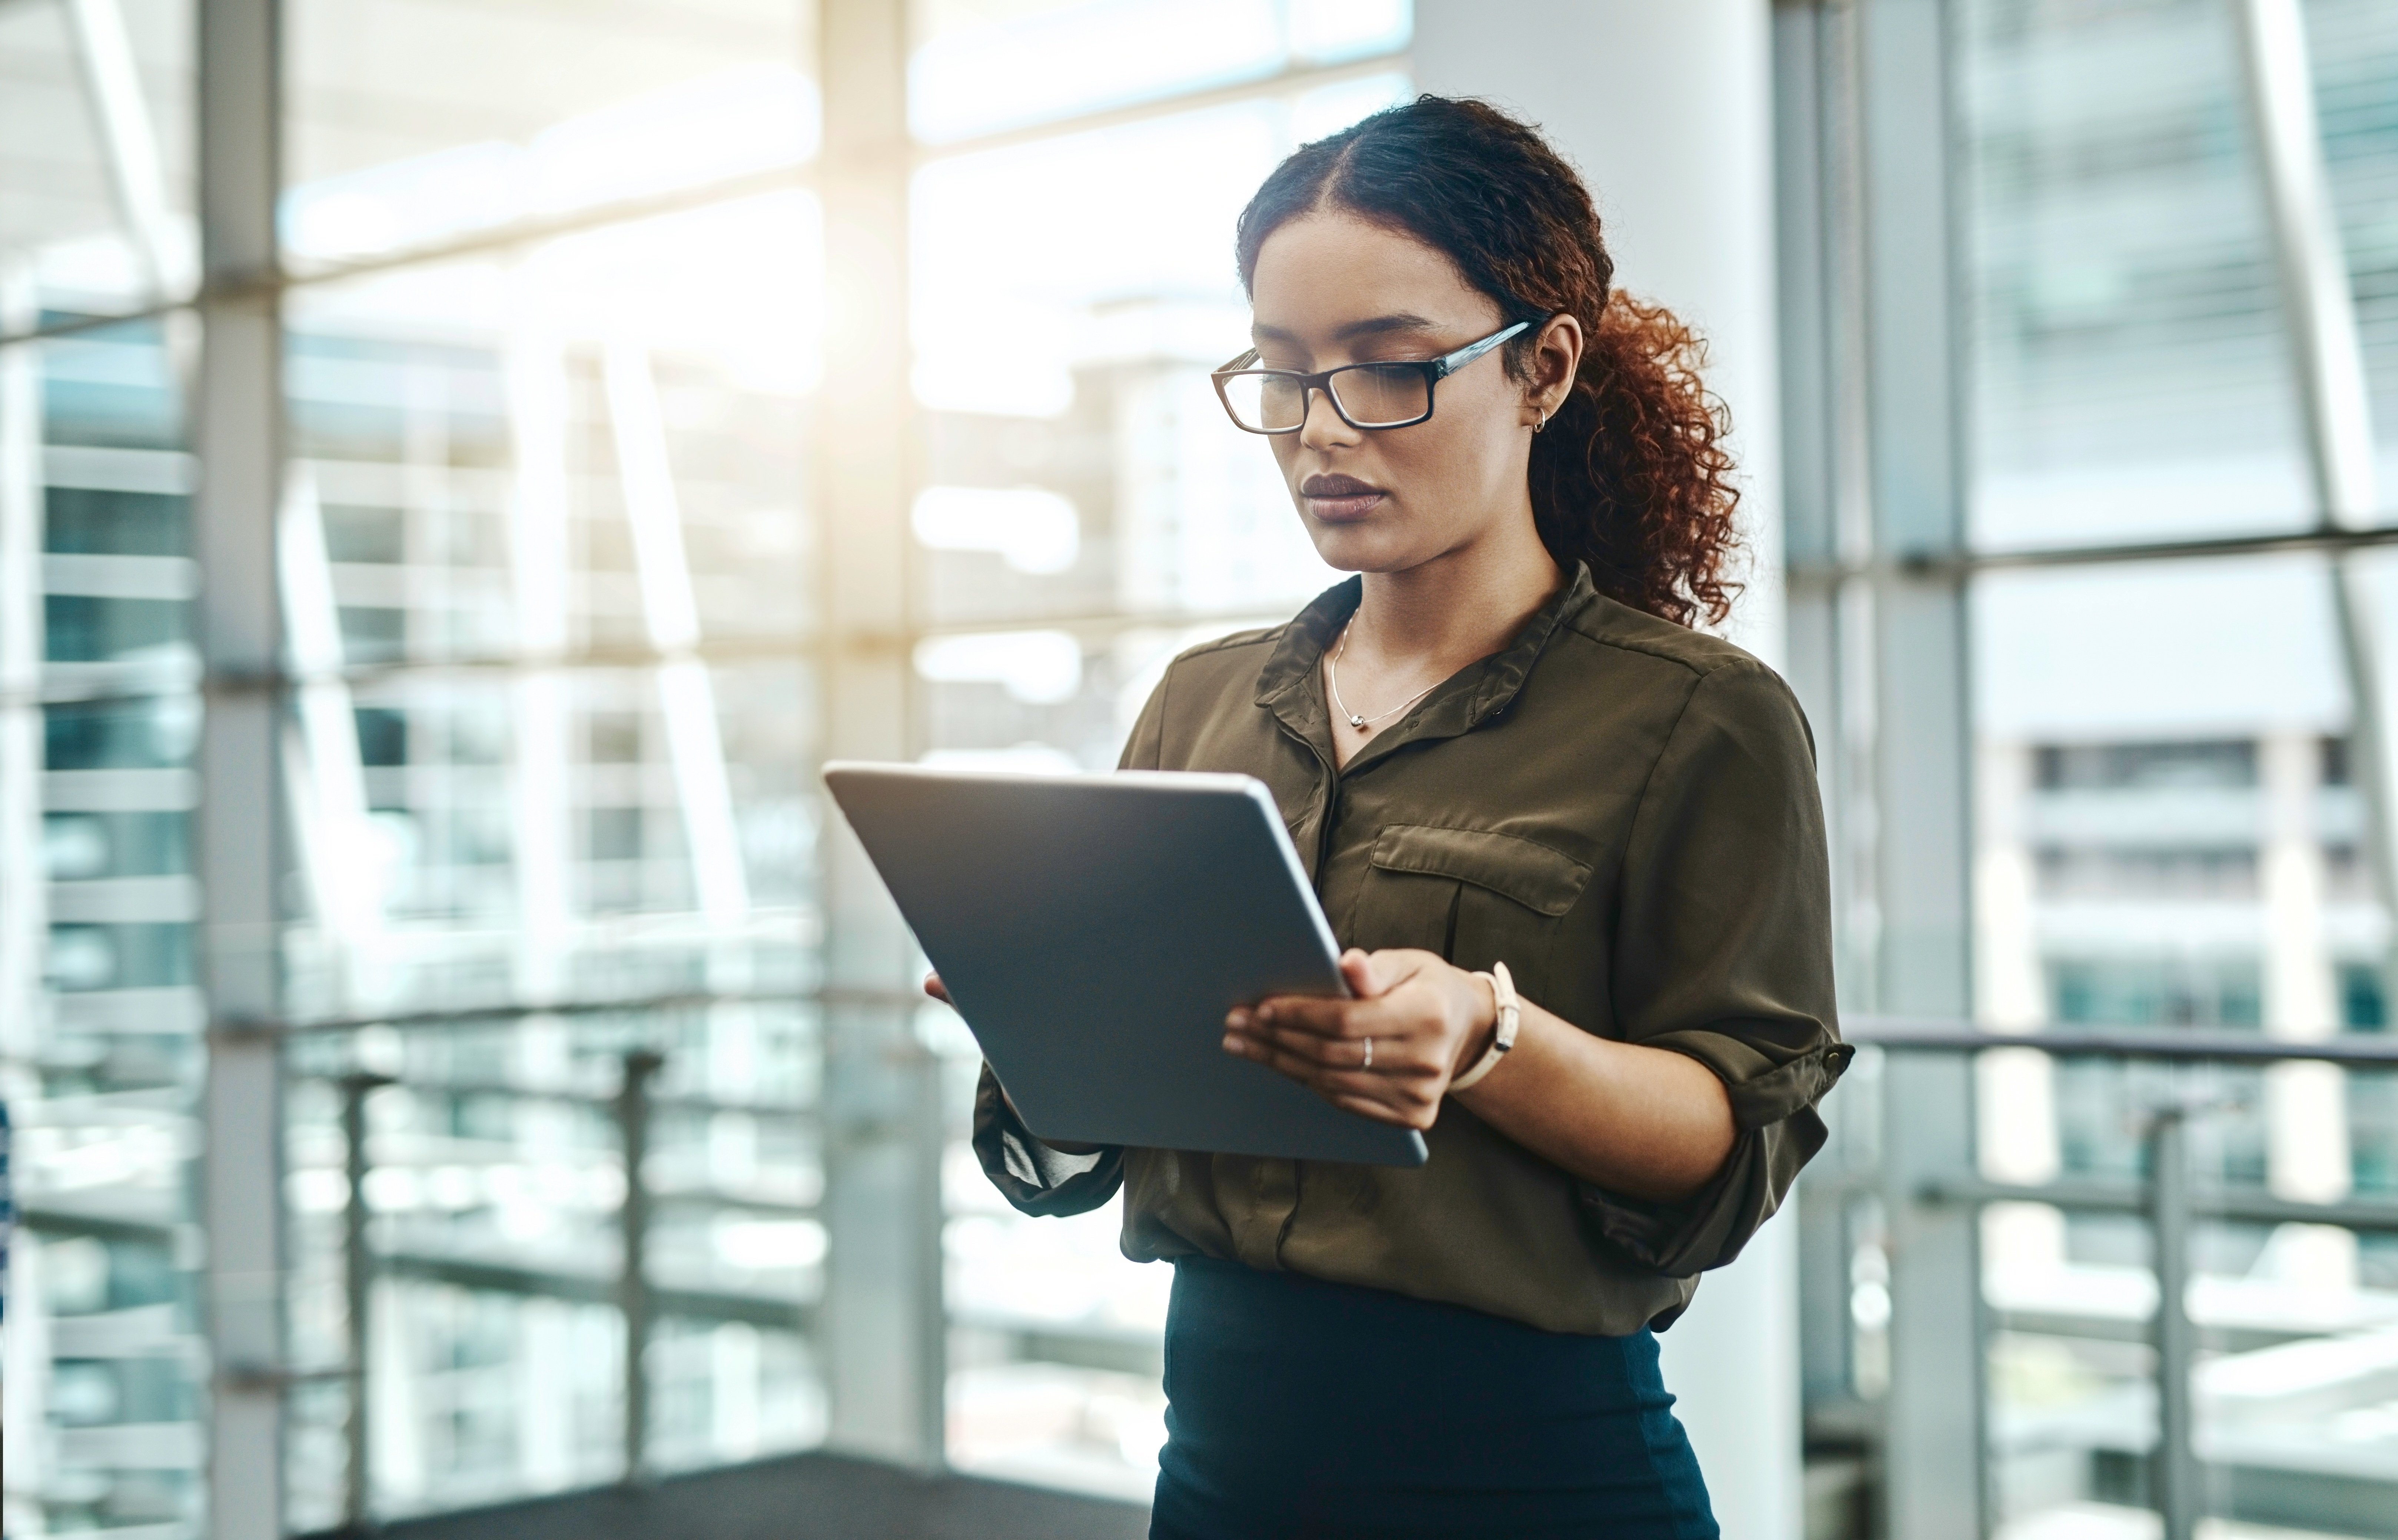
4, 315, 207, 1537
1970, 555, 2398, 1534
1959, 0, 2315, 551
0, 0, 197, 323
2310, 0, 2398, 509
909, 0, 1410, 144
912, 88, 1421, 636
280, 1003, 825, 1525
914, 79, 1405, 1498
270, 193, 824, 1521
282, 198, 823, 659
282, 0, 819, 272
278, 208, 821, 1016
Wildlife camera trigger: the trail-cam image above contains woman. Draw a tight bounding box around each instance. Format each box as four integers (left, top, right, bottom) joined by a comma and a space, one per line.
947, 97, 1848, 1539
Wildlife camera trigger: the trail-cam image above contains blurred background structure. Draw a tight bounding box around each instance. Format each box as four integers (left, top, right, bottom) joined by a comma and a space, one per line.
3, 0, 2398, 1537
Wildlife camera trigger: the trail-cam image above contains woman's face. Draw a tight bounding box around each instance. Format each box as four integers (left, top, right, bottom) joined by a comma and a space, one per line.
1246, 212, 1571, 574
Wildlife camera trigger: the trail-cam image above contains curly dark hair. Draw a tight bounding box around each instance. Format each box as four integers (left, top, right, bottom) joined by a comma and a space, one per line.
1234, 96, 1741, 629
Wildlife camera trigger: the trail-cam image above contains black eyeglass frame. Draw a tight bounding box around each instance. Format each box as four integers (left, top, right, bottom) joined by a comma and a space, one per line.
1208, 319, 1537, 435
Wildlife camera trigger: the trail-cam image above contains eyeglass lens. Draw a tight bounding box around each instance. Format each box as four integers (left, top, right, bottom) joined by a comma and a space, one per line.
1222, 364, 1431, 431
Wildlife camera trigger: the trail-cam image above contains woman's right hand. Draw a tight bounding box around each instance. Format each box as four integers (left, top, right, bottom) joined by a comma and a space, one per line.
931, 970, 1106, 1155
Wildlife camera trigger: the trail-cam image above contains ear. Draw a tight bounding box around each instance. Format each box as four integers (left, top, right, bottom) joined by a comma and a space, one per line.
1524, 312, 1584, 423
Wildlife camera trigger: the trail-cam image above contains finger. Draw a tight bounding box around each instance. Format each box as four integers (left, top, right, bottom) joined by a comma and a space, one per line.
1243, 995, 1358, 1039
1224, 1034, 1437, 1125
1255, 990, 1433, 1046
1341, 948, 1386, 999
1236, 1022, 1372, 1069
1254, 985, 1439, 1041
1223, 1021, 1324, 1066
923, 971, 949, 1003
1240, 1016, 1428, 1072
1239, 1030, 1436, 1100
1247, 1038, 1393, 1091
1223, 1024, 1338, 1076
1366, 949, 1439, 989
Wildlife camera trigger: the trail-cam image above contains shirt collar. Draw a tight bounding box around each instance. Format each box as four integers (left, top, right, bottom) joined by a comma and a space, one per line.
1252, 560, 1598, 759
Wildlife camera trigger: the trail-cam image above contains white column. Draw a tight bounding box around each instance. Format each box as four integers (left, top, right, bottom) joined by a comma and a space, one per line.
1974, 740, 2046, 1035
2258, 728, 2357, 1287
503, 293, 574, 1000
1417, 0, 1784, 665
2261, 730, 2341, 1043
1974, 739, 2065, 1276
1414, 6, 1800, 1536
818, 0, 946, 1471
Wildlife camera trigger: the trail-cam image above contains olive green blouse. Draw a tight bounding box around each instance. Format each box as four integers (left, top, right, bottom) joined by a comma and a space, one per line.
970, 563, 1851, 1335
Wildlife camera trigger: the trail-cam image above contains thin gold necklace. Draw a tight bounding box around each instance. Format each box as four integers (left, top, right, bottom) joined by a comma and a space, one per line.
1328, 619, 1442, 731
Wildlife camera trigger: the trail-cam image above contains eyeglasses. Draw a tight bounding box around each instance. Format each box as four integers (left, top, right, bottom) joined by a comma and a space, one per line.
1209, 320, 1532, 435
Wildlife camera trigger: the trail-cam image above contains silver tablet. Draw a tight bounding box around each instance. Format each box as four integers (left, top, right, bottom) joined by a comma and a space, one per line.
824, 761, 1428, 1167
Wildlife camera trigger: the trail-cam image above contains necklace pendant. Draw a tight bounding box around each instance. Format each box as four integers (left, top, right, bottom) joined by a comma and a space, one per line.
1347, 713, 1366, 728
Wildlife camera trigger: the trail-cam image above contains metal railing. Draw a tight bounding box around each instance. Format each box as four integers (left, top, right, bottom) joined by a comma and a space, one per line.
1840, 1018, 2398, 1540
314, 1049, 819, 1530
37, 1009, 2391, 1536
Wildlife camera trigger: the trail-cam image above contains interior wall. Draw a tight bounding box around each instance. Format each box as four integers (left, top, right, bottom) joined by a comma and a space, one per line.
1410, 5, 1801, 1538
1413, 0, 1786, 668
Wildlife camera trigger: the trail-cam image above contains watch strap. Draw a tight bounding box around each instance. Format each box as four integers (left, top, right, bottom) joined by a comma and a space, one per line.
1449, 960, 1519, 1092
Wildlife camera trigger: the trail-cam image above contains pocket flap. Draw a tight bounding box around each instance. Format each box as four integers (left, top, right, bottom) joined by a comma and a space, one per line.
1366, 824, 1593, 917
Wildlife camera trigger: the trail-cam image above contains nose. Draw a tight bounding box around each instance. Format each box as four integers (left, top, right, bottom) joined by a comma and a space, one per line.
1297, 384, 1361, 453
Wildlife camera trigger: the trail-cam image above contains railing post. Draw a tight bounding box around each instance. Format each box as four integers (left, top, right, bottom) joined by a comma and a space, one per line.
339, 1071, 393, 1532
616, 1048, 664, 1486
1881, 1049, 1985, 1539
2146, 1102, 2200, 1540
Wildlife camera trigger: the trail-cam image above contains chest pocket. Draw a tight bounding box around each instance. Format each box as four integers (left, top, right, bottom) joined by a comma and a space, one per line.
1346, 823, 1594, 975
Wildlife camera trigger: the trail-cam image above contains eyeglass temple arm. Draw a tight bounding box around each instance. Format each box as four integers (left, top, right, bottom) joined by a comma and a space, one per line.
1213, 320, 1533, 383
1428, 319, 1536, 380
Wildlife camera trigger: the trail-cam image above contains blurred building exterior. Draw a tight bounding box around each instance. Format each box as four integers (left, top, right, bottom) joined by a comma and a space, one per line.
0, 2, 2396, 1539
1783, 1, 2398, 1536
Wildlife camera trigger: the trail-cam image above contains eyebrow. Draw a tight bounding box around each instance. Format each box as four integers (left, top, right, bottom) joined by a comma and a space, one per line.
1251, 312, 1445, 346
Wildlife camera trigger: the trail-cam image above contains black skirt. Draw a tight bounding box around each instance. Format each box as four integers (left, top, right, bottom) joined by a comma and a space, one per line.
1152, 1256, 1719, 1540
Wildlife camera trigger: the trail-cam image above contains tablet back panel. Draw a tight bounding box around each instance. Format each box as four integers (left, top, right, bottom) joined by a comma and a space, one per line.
825, 763, 1427, 1167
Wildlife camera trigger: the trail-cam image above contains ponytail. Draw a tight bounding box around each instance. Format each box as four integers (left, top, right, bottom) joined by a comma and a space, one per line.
1235, 96, 1740, 628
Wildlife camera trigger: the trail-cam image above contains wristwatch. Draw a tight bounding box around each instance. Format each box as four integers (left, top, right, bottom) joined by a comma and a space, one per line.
1449, 960, 1519, 1092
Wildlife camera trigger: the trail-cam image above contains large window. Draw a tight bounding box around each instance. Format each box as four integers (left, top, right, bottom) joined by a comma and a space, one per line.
5, 4, 204, 1533
1786, 1, 2398, 1535
1, 0, 1412, 1532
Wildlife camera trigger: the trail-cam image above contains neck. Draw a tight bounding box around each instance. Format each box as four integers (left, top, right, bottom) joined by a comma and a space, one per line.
1346, 516, 1562, 668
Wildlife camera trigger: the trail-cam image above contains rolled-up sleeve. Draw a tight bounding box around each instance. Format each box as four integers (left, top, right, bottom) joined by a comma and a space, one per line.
967, 667, 1173, 1217
972, 1062, 1127, 1216
1579, 658, 1852, 1278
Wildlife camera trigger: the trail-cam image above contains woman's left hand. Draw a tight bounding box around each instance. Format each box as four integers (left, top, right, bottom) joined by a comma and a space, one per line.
1223, 948, 1495, 1129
